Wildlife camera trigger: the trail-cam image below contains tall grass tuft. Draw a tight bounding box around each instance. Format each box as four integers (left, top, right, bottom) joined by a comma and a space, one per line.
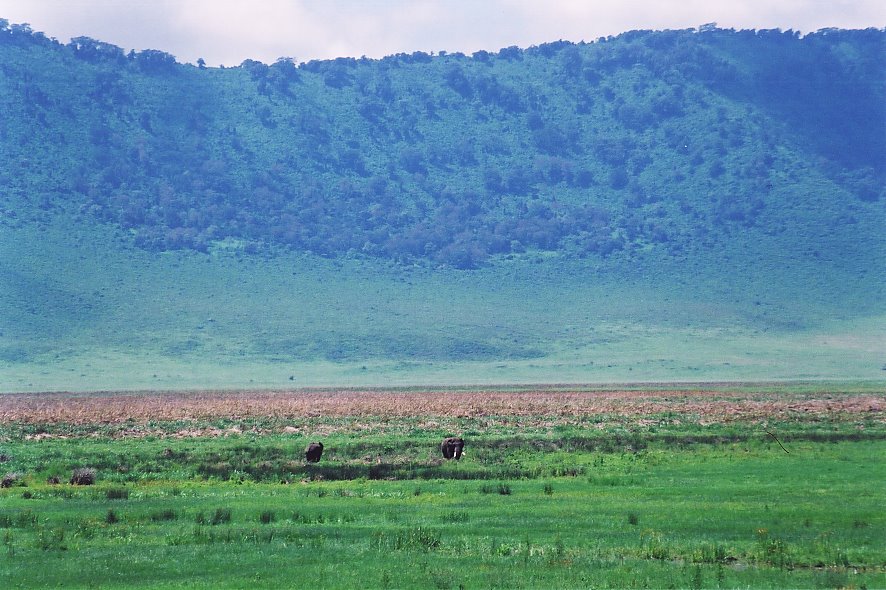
106, 487, 129, 500
14, 510, 38, 528
480, 482, 512, 495
370, 527, 442, 552
35, 526, 66, 551
150, 509, 177, 522
210, 508, 232, 525
441, 511, 469, 523
697, 543, 727, 563
3, 530, 13, 557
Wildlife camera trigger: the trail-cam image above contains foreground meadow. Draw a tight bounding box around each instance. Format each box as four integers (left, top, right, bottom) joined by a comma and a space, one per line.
0, 383, 884, 588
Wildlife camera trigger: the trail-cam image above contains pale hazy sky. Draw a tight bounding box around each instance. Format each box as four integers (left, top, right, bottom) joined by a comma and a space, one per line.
2, 0, 884, 66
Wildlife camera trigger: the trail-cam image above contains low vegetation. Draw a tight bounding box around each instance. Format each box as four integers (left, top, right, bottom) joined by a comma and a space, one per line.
0, 384, 883, 588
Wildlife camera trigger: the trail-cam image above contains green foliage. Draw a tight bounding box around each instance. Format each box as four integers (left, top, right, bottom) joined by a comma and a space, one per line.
1, 426, 882, 588
210, 508, 232, 526
105, 487, 129, 500
1, 27, 884, 387
479, 482, 513, 495
150, 509, 177, 522
370, 526, 442, 552
1, 26, 883, 269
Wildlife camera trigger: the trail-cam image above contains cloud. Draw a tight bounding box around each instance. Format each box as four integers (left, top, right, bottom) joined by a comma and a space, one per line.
2, 0, 884, 66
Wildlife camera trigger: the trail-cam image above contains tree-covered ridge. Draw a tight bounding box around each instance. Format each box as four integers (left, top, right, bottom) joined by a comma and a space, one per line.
1, 22, 884, 267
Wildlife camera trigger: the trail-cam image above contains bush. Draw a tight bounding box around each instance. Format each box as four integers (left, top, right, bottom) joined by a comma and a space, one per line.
1, 473, 21, 488
70, 468, 96, 486
105, 509, 119, 524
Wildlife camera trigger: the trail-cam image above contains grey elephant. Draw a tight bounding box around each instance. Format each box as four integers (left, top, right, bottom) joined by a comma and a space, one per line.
441, 437, 465, 460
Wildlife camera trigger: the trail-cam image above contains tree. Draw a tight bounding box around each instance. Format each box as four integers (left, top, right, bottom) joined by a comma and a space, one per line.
445, 65, 472, 98
69, 36, 124, 62
133, 49, 178, 73
270, 57, 300, 92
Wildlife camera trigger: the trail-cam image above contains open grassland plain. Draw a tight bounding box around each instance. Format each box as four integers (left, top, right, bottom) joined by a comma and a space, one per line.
0, 383, 884, 589
4, 218, 885, 394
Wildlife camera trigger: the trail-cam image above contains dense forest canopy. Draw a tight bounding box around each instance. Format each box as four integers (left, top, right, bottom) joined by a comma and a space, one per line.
1, 22, 884, 268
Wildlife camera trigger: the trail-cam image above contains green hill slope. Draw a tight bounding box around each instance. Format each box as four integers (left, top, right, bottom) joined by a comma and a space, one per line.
1, 23, 884, 390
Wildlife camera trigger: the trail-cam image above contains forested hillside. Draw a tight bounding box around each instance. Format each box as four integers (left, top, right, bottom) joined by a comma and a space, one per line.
1, 22, 883, 268
1, 21, 885, 389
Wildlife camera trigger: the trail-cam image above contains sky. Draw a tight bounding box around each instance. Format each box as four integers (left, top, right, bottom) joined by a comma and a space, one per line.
2, 0, 884, 66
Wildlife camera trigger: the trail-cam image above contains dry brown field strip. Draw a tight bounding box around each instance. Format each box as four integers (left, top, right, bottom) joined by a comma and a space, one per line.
1, 385, 883, 425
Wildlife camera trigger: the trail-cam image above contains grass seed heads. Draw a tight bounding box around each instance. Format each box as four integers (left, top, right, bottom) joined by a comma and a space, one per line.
2, 387, 881, 432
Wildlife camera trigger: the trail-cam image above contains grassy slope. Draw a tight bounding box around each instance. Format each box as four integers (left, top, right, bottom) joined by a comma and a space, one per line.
2, 211, 883, 392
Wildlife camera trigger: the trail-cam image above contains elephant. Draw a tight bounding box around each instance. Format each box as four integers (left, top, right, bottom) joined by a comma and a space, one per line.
441, 437, 465, 460
305, 442, 324, 463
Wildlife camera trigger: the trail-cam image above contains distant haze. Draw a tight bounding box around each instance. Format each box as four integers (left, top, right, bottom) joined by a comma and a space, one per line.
2, 0, 885, 65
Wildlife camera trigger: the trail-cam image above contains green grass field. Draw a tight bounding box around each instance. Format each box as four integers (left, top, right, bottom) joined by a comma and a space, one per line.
1, 385, 883, 588
3, 216, 884, 392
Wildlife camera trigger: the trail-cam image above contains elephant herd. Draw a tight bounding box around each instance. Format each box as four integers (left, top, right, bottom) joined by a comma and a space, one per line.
304, 437, 464, 463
